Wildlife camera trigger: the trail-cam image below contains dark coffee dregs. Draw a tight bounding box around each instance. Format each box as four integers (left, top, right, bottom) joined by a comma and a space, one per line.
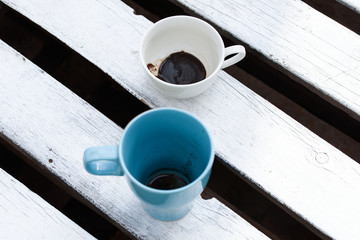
158, 51, 206, 85
146, 172, 188, 190
145, 169, 190, 190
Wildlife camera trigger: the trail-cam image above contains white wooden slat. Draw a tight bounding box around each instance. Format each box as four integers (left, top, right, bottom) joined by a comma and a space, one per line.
0, 168, 95, 239
173, 0, 360, 122
0, 41, 268, 239
2, 0, 360, 238
338, 0, 360, 13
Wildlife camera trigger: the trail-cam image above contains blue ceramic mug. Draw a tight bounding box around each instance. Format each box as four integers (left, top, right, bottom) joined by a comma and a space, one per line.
83, 108, 214, 221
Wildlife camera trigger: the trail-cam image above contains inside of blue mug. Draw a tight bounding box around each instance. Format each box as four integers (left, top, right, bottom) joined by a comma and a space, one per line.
121, 109, 212, 188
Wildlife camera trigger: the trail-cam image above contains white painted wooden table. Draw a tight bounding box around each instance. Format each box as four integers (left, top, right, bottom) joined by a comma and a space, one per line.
0, 0, 359, 239
0, 168, 96, 240
173, 0, 360, 122
0, 40, 267, 239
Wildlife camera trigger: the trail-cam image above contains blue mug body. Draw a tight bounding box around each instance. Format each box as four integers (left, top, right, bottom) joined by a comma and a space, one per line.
83, 108, 214, 221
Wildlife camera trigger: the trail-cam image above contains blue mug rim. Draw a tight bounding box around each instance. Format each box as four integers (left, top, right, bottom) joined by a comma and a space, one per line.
119, 107, 215, 194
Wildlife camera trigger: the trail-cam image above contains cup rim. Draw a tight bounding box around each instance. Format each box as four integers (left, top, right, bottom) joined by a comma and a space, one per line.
139, 15, 225, 88
119, 107, 215, 194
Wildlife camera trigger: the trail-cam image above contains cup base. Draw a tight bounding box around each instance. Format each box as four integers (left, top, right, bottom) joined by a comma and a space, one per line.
143, 202, 194, 221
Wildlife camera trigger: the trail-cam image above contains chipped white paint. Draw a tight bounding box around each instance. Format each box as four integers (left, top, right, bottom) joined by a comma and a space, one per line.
0, 168, 95, 239
174, 0, 360, 122
1, 0, 360, 239
0, 41, 268, 239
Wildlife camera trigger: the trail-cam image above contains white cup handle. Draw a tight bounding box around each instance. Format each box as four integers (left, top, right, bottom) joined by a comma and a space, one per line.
221, 45, 246, 69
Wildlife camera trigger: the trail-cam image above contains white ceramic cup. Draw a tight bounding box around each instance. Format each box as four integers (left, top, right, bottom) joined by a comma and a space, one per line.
140, 15, 246, 98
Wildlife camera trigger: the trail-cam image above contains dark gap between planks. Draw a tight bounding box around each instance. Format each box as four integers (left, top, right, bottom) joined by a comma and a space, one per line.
0, 2, 328, 239
302, 0, 360, 35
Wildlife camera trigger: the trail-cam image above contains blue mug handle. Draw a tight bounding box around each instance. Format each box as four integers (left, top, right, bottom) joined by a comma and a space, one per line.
83, 145, 124, 176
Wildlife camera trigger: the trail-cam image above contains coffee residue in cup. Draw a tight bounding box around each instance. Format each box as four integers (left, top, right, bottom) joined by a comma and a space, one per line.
147, 63, 158, 76
145, 168, 190, 190
147, 172, 188, 190
147, 51, 206, 85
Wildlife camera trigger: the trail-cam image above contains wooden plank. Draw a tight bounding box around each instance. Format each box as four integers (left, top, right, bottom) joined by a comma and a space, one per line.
172, 0, 360, 123
338, 0, 360, 13
0, 168, 95, 239
302, 0, 360, 35
2, 0, 360, 238
0, 40, 268, 239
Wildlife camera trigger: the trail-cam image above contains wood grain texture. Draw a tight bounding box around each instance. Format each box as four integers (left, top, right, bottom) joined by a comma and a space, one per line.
174, 0, 360, 122
0, 40, 268, 239
1, 0, 360, 238
0, 168, 95, 239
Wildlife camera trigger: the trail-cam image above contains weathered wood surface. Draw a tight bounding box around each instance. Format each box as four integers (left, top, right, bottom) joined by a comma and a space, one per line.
2, 0, 360, 239
338, 0, 360, 13
173, 0, 360, 122
0, 168, 95, 239
0, 40, 269, 239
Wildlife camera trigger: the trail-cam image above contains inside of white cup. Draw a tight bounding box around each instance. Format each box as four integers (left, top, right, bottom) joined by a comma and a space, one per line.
141, 17, 223, 78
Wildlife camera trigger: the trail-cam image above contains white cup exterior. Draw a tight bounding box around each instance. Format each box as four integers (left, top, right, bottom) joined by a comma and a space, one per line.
140, 16, 245, 98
